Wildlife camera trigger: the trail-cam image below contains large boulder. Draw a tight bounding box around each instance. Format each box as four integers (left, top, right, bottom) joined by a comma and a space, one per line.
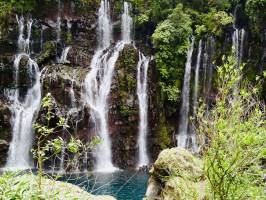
144, 147, 205, 200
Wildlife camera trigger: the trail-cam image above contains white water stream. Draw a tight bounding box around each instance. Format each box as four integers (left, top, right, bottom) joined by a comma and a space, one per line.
177, 39, 194, 148
137, 52, 150, 167
83, 1, 133, 172
5, 16, 42, 169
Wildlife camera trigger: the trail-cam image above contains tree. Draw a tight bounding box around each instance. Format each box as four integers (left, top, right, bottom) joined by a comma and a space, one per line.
152, 4, 192, 108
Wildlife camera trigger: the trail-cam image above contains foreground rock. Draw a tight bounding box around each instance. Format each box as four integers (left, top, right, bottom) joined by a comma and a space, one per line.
144, 147, 205, 200
41, 175, 116, 200
0, 173, 116, 200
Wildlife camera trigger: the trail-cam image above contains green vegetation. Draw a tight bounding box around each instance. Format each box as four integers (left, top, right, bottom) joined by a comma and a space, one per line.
33, 94, 100, 191
197, 56, 266, 199
152, 4, 192, 104
146, 147, 205, 200
128, 0, 264, 114
0, 173, 95, 199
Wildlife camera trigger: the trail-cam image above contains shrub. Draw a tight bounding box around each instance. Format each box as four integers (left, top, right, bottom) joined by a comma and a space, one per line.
196, 56, 266, 199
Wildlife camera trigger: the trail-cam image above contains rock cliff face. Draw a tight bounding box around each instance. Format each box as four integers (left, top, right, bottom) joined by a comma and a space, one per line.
0, 0, 265, 169
0, 0, 165, 169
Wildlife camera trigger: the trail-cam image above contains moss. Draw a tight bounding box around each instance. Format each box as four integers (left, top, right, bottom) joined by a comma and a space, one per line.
157, 115, 171, 150
146, 148, 205, 200
117, 45, 138, 93
161, 177, 204, 200
115, 45, 139, 120
151, 148, 203, 182
66, 32, 72, 45
119, 105, 138, 118
37, 41, 56, 65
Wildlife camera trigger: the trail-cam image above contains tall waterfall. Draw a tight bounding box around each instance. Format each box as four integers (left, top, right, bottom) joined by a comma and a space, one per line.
5, 16, 41, 169
122, 2, 133, 43
177, 39, 194, 148
137, 53, 150, 167
232, 28, 245, 67
56, 0, 62, 43
192, 40, 202, 115
83, 1, 132, 172
202, 37, 215, 110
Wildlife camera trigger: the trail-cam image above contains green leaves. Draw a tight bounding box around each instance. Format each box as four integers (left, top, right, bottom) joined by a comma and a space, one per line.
49, 137, 64, 154
196, 9, 233, 36
197, 55, 266, 199
152, 4, 192, 104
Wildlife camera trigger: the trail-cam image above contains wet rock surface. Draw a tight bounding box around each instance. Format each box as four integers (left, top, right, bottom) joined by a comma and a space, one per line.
145, 147, 205, 200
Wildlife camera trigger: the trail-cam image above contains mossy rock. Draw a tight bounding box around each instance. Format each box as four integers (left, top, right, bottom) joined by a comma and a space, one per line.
37, 41, 56, 65
0, 173, 116, 200
145, 147, 205, 200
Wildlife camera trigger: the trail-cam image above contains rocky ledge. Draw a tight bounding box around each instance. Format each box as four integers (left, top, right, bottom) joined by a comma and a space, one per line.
144, 147, 205, 200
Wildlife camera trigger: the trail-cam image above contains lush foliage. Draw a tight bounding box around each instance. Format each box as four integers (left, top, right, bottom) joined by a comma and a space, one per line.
197, 57, 266, 199
0, 172, 93, 199
245, 0, 266, 32
33, 93, 100, 190
152, 4, 192, 104
131, 0, 233, 110
0, 173, 44, 199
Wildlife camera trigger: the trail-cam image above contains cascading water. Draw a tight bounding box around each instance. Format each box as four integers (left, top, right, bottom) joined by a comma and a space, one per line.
232, 7, 245, 95
56, 0, 62, 43
69, 76, 77, 109
5, 16, 42, 169
137, 52, 150, 168
58, 46, 71, 64
232, 28, 245, 67
83, 1, 132, 172
192, 40, 202, 115
202, 37, 215, 110
121, 2, 133, 43
177, 38, 194, 148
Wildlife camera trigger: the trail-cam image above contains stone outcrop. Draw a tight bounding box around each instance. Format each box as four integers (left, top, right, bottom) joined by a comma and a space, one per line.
144, 147, 205, 200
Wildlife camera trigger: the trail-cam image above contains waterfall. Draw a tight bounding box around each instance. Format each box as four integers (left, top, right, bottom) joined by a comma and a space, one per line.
5, 16, 42, 169
59, 141, 66, 172
98, 0, 112, 49
121, 2, 133, 43
58, 46, 71, 64
202, 37, 215, 110
177, 38, 194, 148
56, 0, 61, 43
192, 40, 202, 115
137, 52, 150, 168
232, 28, 245, 67
83, 1, 132, 172
69, 76, 77, 109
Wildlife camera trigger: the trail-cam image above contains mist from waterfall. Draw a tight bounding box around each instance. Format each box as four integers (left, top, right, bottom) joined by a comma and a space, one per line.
137, 52, 150, 167
5, 16, 41, 169
177, 38, 194, 148
83, 1, 132, 172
